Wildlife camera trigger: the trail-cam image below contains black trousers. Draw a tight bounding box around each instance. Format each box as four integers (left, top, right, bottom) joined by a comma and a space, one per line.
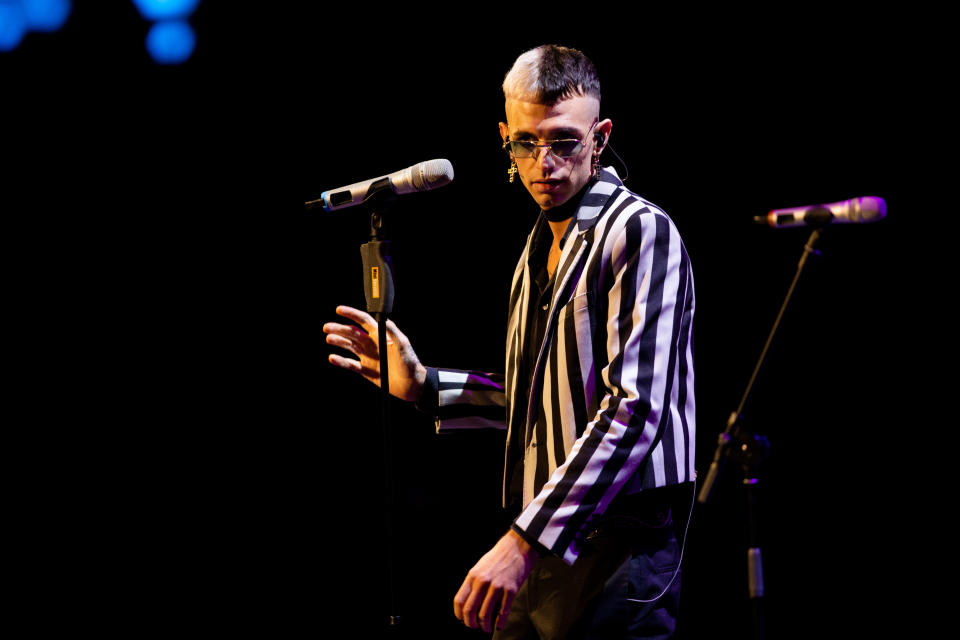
493, 511, 683, 640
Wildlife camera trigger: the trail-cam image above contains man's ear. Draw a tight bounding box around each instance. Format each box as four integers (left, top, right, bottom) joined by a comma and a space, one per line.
499, 121, 510, 143
595, 118, 613, 151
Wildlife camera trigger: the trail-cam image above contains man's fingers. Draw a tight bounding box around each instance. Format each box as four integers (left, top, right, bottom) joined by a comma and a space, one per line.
496, 589, 517, 631
328, 352, 381, 377
454, 578, 486, 630
326, 309, 406, 355
324, 333, 358, 354
478, 586, 504, 634
324, 323, 379, 356
325, 315, 400, 353
328, 353, 361, 372
453, 581, 467, 621
323, 322, 375, 344
384, 318, 408, 346
456, 581, 509, 633
334, 305, 376, 332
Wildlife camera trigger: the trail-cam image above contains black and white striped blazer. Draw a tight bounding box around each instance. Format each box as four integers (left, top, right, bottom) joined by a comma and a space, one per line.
433, 167, 695, 564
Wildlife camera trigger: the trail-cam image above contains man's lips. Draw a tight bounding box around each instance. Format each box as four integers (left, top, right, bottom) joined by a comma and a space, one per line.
532, 179, 563, 193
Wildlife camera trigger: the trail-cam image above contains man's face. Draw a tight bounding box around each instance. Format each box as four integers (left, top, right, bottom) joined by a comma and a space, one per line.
500, 95, 609, 211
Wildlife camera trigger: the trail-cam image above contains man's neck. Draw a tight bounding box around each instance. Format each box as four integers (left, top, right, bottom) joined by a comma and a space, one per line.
543, 214, 576, 278
541, 183, 586, 241
547, 218, 571, 242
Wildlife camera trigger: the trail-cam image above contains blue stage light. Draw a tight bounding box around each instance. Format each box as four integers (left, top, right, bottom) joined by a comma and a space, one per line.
1, 0, 72, 52
21, 0, 71, 31
131, 0, 199, 21
0, 4, 28, 52
145, 19, 194, 65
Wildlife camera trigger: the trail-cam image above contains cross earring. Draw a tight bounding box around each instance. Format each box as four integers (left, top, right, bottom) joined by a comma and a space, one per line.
508, 159, 518, 183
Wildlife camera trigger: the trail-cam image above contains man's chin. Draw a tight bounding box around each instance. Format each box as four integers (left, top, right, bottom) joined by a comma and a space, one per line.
531, 191, 569, 211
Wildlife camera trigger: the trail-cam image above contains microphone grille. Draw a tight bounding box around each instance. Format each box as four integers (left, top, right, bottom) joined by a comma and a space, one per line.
416, 159, 455, 191
857, 196, 887, 223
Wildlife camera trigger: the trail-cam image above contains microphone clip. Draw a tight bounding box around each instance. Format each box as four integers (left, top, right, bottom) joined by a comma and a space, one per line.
723, 416, 771, 478
359, 181, 398, 316
697, 412, 770, 505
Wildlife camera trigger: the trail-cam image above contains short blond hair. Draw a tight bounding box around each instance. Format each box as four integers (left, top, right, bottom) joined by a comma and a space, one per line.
502, 44, 601, 104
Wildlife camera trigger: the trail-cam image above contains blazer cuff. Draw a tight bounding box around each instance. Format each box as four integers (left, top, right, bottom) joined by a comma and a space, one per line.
413, 366, 439, 416
510, 522, 552, 559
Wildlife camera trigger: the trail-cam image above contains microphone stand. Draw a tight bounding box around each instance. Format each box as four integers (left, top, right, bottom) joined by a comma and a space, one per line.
358, 183, 402, 631
697, 227, 824, 640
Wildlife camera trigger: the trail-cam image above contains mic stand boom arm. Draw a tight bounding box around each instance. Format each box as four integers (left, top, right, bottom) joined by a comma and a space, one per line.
697, 227, 822, 504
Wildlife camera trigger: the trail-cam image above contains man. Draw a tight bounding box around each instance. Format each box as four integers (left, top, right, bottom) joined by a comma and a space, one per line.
324, 45, 696, 639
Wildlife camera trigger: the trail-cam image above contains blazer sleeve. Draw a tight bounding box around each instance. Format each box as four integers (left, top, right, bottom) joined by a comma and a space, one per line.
513, 208, 695, 565
418, 366, 508, 432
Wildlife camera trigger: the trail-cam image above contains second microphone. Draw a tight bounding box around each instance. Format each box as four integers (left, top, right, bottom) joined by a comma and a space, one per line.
306, 159, 454, 212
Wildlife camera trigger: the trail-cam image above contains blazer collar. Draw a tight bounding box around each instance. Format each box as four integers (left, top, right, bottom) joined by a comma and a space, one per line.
574, 166, 624, 235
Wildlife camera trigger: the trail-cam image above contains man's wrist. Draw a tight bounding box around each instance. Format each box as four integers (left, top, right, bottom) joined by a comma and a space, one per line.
413, 364, 428, 400
508, 525, 544, 559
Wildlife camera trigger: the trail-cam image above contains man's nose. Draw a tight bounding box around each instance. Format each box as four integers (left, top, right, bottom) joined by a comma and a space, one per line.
534, 146, 557, 170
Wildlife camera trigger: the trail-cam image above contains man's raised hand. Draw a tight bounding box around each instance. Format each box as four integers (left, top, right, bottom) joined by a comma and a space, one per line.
323, 305, 426, 402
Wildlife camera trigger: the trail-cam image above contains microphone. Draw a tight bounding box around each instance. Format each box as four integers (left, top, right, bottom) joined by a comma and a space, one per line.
754, 196, 886, 228
305, 159, 454, 211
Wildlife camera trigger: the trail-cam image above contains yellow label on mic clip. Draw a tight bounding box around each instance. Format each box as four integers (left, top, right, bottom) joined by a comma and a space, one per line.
371, 267, 380, 299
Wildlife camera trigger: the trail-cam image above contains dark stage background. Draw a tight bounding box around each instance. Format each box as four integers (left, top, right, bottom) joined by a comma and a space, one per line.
6, 4, 940, 639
